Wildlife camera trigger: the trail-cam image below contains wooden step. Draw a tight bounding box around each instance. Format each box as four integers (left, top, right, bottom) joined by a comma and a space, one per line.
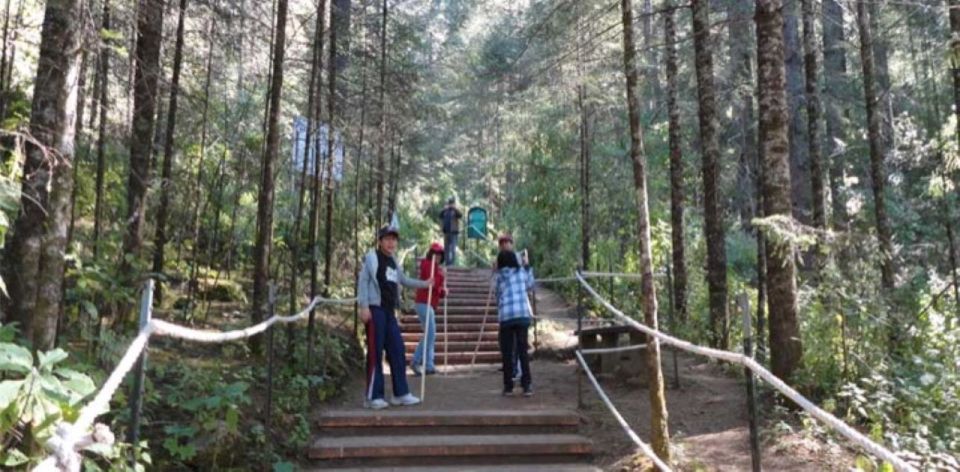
315, 465, 602, 472
402, 351, 502, 364
402, 332, 498, 342
402, 323, 499, 333
401, 315, 495, 324
308, 433, 592, 463
317, 409, 580, 427
404, 341, 500, 353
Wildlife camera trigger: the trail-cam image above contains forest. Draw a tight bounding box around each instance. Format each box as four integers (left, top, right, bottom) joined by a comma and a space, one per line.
0, 0, 958, 469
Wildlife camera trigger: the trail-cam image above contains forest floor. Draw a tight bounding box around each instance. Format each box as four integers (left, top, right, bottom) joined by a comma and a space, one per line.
322, 284, 857, 471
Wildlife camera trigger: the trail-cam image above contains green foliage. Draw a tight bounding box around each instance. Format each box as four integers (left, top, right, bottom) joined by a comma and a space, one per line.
0, 329, 103, 468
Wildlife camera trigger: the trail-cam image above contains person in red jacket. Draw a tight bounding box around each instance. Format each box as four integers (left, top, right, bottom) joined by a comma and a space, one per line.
411, 242, 447, 375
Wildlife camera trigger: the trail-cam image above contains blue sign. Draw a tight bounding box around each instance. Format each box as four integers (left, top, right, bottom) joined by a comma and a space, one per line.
467, 207, 487, 240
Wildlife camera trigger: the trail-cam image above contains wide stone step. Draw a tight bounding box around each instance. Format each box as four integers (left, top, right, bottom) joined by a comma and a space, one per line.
402, 323, 499, 333
308, 433, 592, 463
401, 332, 498, 342
404, 341, 500, 353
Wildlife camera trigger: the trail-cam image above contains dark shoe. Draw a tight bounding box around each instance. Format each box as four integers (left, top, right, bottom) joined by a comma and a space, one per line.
411, 363, 422, 377
426, 368, 438, 375
522, 387, 533, 397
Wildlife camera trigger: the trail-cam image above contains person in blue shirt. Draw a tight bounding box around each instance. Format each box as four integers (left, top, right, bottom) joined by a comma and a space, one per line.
495, 248, 534, 397
438, 197, 463, 266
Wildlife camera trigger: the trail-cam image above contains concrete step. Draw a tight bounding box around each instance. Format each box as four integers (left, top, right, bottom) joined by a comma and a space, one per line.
308, 433, 592, 464
401, 323, 499, 333
403, 341, 500, 353
317, 409, 581, 437
401, 332, 498, 342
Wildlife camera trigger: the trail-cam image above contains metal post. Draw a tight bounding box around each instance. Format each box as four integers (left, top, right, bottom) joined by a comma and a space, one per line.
665, 259, 680, 389
740, 293, 761, 472
128, 279, 155, 453
265, 283, 277, 429
576, 266, 583, 334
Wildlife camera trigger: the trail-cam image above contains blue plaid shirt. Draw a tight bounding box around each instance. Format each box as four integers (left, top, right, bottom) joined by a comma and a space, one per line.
496, 266, 535, 323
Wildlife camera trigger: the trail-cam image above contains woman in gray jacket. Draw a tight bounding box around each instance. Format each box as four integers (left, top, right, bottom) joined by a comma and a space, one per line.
358, 225, 432, 409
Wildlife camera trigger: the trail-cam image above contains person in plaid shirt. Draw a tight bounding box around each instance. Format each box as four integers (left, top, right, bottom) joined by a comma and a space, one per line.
495, 248, 535, 396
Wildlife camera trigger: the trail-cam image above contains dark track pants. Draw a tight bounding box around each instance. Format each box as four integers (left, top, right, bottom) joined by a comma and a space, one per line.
499, 320, 532, 390
365, 306, 410, 400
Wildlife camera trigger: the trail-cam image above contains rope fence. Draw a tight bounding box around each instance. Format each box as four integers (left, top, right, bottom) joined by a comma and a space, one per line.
574, 351, 671, 472
34, 281, 355, 472
575, 273, 916, 472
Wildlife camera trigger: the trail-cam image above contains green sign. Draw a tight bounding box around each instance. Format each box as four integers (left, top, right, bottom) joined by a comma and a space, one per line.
467, 207, 487, 239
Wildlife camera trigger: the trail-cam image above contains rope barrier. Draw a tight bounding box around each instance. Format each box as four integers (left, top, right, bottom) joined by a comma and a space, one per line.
537, 276, 578, 283
575, 351, 672, 472
34, 295, 354, 472
580, 343, 647, 355
575, 273, 916, 472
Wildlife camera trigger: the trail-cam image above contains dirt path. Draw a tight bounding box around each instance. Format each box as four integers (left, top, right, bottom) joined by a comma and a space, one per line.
321, 283, 854, 471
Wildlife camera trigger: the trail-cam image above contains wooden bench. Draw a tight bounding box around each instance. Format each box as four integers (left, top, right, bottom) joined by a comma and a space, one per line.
576, 325, 647, 377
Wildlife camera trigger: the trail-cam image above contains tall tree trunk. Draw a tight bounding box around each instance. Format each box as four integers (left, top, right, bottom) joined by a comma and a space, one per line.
576, 7, 591, 270
691, 0, 729, 349
352, 1, 370, 332
664, 4, 686, 324
802, 0, 824, 231
121, 0, 163, 284
374, 0, 387, 229
620, 0, 671, 461
252, 0, 289, 354
152, 0, 188, 304
323, 0, 342, 301
757, 0, 804, 385
0, 0, 11, 118
291, 0, 324, 357
641, 0, 657, 116
92, 0, 110, 260
3, 0, 83, 351
187, 22, 216, 307
869, 1, 894, 156
0, 0, 21, 98
856, 0, 895, 291
784, 0, 809, 222
727, 0, 757, 228
68, 0, 90, 246
951, 0, 959, 151
823, 0, 847, 227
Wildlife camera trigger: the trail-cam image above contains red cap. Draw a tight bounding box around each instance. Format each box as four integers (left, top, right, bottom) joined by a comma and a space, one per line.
498, 233, 513, 244
430, 242, 444, 253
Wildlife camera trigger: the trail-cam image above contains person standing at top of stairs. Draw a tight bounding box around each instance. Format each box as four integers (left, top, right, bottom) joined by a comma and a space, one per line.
411, 242, 447, 376
439, 197, 463, 266
357, 225, 434, 409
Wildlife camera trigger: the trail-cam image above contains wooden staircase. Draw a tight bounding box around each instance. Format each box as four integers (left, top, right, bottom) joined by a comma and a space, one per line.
309, 409, 597, 470
401, 267, 502, 366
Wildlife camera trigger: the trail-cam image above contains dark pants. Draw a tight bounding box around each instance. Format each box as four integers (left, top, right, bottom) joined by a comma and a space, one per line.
443, 232, 458, 266
365, 306, 410, 400
499, 321, 531, 390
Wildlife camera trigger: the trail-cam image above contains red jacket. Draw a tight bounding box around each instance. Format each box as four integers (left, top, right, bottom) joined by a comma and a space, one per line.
414, 258, 446, 308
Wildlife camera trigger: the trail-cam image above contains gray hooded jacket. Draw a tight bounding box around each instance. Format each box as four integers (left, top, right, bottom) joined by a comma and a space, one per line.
357, 249, 430, 309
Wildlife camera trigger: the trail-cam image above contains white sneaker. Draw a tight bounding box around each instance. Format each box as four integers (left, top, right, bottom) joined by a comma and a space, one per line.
389, 393, 421, 406
364, 398, 389, 410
